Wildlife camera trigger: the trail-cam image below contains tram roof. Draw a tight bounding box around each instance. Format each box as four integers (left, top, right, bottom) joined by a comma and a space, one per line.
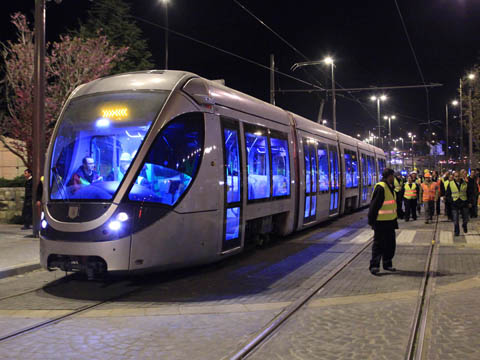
70, 70, 196, 98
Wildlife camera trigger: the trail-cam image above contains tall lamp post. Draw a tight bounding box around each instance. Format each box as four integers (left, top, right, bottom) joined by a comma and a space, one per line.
33, 0, 46, 237
446, 100, 458, 166
160, 0, 169, 69
383, 114, 396, 165
466, 73, 476, 170
370, 95, 387, 147
323, 57, 336, 131
408, 132, 416, 170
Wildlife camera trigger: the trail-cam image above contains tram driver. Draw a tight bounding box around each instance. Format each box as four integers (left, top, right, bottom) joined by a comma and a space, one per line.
68, 156, 103, 193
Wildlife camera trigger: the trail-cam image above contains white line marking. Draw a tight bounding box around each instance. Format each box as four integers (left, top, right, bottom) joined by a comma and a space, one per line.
349, 229, 374, 244
439, 231, 453, 245
396, 230, 416, 244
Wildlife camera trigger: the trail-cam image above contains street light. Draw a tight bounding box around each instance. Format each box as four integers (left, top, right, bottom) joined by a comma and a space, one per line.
466, 73, 476, 170
323, 56, 336, 131
370, 95, 387, 144
321, 119, 328, 126
383, 115, 396, 165
160, 0, 169, 69
408, 133, 416, 169
446, 100, 459, 164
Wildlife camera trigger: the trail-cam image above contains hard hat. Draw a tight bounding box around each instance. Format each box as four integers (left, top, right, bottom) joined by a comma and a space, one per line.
424, 172, 432, 178
120, 152, 131, 162
410, 171, 417, 175
424, 169, 430, 173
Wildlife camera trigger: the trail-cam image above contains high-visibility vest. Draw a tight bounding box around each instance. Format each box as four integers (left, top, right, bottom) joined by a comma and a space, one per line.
394, 177, 402, 193
404, 183, 417, 199
374, 182, 397, 221
421, 182, 437, 201
449, 181, 467, 201
442, 179, 450, 192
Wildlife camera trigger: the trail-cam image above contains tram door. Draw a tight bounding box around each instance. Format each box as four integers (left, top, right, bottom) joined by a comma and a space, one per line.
361, 153, 368, 204
303, 139, 317, 224
221, 119, 242, 252
329, 145, 340, 215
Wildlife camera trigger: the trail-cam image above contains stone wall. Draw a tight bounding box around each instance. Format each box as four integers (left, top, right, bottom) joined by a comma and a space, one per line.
0, 187, 24, 223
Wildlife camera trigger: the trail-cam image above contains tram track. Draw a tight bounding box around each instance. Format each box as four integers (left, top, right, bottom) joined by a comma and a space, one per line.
229, 235, 375, 360
230, 215, 442, 360
405, 213, 440, 360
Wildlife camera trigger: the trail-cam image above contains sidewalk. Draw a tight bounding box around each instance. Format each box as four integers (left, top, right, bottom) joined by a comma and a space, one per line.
0, 223, 41, 279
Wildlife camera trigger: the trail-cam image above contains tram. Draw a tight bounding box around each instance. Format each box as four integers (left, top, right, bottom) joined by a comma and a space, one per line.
40, 70, 387, 277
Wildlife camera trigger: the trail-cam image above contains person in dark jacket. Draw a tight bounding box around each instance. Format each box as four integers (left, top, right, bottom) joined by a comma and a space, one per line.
394, 172, 404, 219
446, 171, 473, 235
432, 170, 441, 215
21, 169, 33, 230
468, 169, 478, 218
368, 168, 398, 275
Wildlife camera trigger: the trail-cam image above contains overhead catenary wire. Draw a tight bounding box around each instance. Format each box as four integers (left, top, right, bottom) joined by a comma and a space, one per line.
232, 0, 381, 125
132, 16, 324, 91
393, 0, 431, 129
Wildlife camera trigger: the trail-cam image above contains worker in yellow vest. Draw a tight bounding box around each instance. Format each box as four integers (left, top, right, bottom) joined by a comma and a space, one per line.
441, 172, 453, 220
403, 175, 418, 221
420, 172, 439, 224
446, 171, 472, 236
368, 168, 398, 275
410, 170, 422, 216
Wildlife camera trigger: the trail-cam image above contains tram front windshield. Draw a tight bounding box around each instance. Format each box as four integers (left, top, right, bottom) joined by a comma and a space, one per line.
49, 91, 168, 201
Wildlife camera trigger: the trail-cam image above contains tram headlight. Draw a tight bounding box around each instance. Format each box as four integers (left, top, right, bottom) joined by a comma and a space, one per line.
41, 220, 48, 229
108, 220, 121, 231
117, 212, 129, 222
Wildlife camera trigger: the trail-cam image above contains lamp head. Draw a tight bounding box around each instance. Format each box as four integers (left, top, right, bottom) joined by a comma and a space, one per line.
323, 56, 334, 65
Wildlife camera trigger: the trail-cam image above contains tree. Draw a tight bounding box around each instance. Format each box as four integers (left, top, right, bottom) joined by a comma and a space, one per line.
75, 0, 154, 74
0, 13, 128, 168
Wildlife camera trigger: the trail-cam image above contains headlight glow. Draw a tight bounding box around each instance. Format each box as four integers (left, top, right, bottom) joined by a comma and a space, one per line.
41, 220, 47, 229
41, 211, 45, 220
108, 220, 121, 231
117, 212, 129, 222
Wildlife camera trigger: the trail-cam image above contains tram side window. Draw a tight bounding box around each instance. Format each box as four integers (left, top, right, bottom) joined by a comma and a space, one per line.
367, 156, 374, 185
128, 113, 204, 205
378, 158, 386, 177
344, 150, 359, 188
224, 128, 241, 203
271, 136, 290, 197
245, 129, 270, 200
352, 151, 358, 187
361, 154, 367, 186
344, 152, 352, 188
317, 144, 329, 191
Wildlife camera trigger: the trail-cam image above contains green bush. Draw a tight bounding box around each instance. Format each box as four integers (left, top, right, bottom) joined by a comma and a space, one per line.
0, 176, 25, 188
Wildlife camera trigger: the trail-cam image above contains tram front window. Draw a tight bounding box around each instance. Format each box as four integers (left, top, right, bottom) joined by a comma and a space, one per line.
49, 91, 167, 201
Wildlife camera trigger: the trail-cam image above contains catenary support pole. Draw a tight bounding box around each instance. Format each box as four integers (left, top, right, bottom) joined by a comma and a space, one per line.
33, 0, 46, 237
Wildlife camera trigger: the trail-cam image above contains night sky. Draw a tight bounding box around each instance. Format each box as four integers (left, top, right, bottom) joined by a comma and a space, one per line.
1, 0, 480, 147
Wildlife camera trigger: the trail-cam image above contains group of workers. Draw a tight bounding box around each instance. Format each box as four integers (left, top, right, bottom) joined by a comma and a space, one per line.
368, 167, 480, 275
395, 168, 479, 233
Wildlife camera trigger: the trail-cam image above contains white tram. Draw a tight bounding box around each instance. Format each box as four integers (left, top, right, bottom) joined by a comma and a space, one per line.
40, 70, 387, 276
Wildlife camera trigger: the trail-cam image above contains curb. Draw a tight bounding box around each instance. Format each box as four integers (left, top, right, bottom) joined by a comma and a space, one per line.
0, 262, 42, 280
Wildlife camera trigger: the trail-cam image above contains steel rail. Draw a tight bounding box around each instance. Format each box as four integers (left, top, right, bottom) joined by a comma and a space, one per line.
405, 213, 440, 360
229, 236, 374, 360
0, 285, 141, 343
